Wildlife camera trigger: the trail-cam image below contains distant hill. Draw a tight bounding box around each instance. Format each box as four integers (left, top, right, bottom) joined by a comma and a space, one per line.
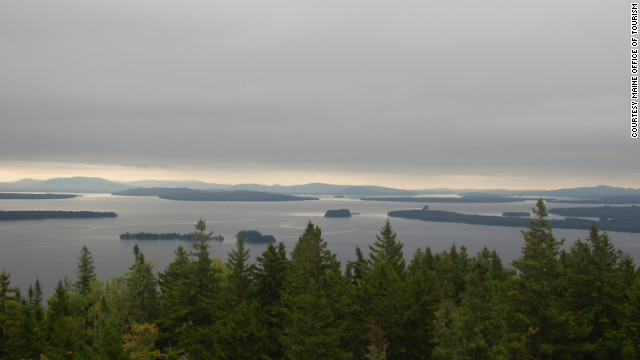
123, 180, 229, 190
1, 177, 637, 200
113, 188, 318, 201
0, 177, 131, 193
228, 183, 416, 196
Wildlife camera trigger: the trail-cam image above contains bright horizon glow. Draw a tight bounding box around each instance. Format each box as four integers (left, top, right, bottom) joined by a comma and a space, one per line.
1, 161, 638, 191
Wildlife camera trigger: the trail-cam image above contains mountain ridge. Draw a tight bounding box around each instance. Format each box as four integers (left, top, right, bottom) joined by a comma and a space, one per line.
0, 177, 638, 198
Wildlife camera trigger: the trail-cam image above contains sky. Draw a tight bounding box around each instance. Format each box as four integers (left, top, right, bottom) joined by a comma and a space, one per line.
0, 0, 636, 190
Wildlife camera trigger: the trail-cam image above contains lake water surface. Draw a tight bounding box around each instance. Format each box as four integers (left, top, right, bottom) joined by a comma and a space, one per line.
1, 194, 639, 297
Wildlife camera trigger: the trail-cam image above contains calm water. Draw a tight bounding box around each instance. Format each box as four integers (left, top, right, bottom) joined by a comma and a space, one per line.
1, 194, 639, 297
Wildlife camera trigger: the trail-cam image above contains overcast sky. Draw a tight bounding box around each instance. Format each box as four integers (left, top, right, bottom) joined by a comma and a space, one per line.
0, 0, 634, 189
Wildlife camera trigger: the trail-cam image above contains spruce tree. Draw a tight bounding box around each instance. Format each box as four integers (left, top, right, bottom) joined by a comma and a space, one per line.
125, 246, 159, 324
280, 222, 351, 359
226, 232, 255, 301
75, 245, 96, 296
508, 198, 572, 358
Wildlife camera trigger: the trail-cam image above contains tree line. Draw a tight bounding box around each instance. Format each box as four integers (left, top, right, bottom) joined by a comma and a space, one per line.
1, 199, 640, 359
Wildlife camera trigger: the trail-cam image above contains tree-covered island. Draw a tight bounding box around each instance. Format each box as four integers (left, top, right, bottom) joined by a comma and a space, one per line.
0, 210, 117, 221
236, 230, 276, 243
324, 209, 352, 217
119, 232, 224, 241
389, 203, 640, 233
0, 193, 80, 199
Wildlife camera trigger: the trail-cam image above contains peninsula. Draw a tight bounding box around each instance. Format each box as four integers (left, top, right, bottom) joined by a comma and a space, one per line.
362, 195, 532, 203
388, 207, 640, 233
120, 232, 224, 241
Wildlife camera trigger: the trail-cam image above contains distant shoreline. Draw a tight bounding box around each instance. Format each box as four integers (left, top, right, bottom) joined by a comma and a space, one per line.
0, 193, 80, 199
0, 210, 117, 221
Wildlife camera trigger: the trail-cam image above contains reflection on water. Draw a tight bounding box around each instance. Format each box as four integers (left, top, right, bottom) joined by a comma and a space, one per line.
1, 194, 639, 297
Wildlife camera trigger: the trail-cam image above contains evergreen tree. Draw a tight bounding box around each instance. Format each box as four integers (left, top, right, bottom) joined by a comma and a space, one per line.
125, 246, 159, 324
434, 254, 509, 360
280, 221, 352, 359
75, 245, 96, 296
226, 233, 256, 301
508, 198, 573, 358
157, 245, 190, 352
369, 219, 405, 273
364, 221, 438, 359
254, 241, 290, 359
346, 245, 370, 285
563, 223, 629, 358
173, 219, 223, 359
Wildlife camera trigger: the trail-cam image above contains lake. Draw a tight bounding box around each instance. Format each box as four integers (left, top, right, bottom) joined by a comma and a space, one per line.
1, 194, 639, 297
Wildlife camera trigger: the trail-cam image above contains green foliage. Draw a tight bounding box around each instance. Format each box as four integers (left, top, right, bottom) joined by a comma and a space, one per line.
280, 221, 352, 359
75, 246, 96, 296
125, 247, 159, 325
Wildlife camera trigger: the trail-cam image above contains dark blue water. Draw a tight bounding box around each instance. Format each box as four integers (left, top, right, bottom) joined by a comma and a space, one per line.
1, 194, 639, 297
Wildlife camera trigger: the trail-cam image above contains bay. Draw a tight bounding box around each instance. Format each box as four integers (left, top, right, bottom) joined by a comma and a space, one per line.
1, 194, 639, 297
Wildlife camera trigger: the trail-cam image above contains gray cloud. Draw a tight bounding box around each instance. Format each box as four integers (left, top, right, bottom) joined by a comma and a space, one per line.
1, 0, 635, 187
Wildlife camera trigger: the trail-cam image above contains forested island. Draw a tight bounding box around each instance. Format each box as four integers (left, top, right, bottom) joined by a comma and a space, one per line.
0, 193, 80, 199
2, 203, 640, 359
0, 210, 117, 221
503, 212, 530, 217
362, 195, 532, 203
236, 230, 276, 243
113, 188, 318, 201
324, 209, 352, 218
389, 207, 640, 233
119, 232, 224, 241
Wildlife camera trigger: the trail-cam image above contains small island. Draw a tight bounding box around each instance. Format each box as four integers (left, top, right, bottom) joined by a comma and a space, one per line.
237, 230, 276, 243
0, 193, 80, 199
324, 209, 352, 218
0, 210, 117, 221
120, 232, 224, 241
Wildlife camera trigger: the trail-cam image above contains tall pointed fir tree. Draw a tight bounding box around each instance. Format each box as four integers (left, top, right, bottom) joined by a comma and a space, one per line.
280, 221, 352, 359
75, 245, 96, 296
178, 219, 224, 359
254, 241, 290, 359
508, 198, 573, 358
125, 245, 159, 325
364, 219, 438, 359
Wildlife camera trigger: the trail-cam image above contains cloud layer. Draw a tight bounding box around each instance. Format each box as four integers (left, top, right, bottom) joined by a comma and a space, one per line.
1, 0, 635, 188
